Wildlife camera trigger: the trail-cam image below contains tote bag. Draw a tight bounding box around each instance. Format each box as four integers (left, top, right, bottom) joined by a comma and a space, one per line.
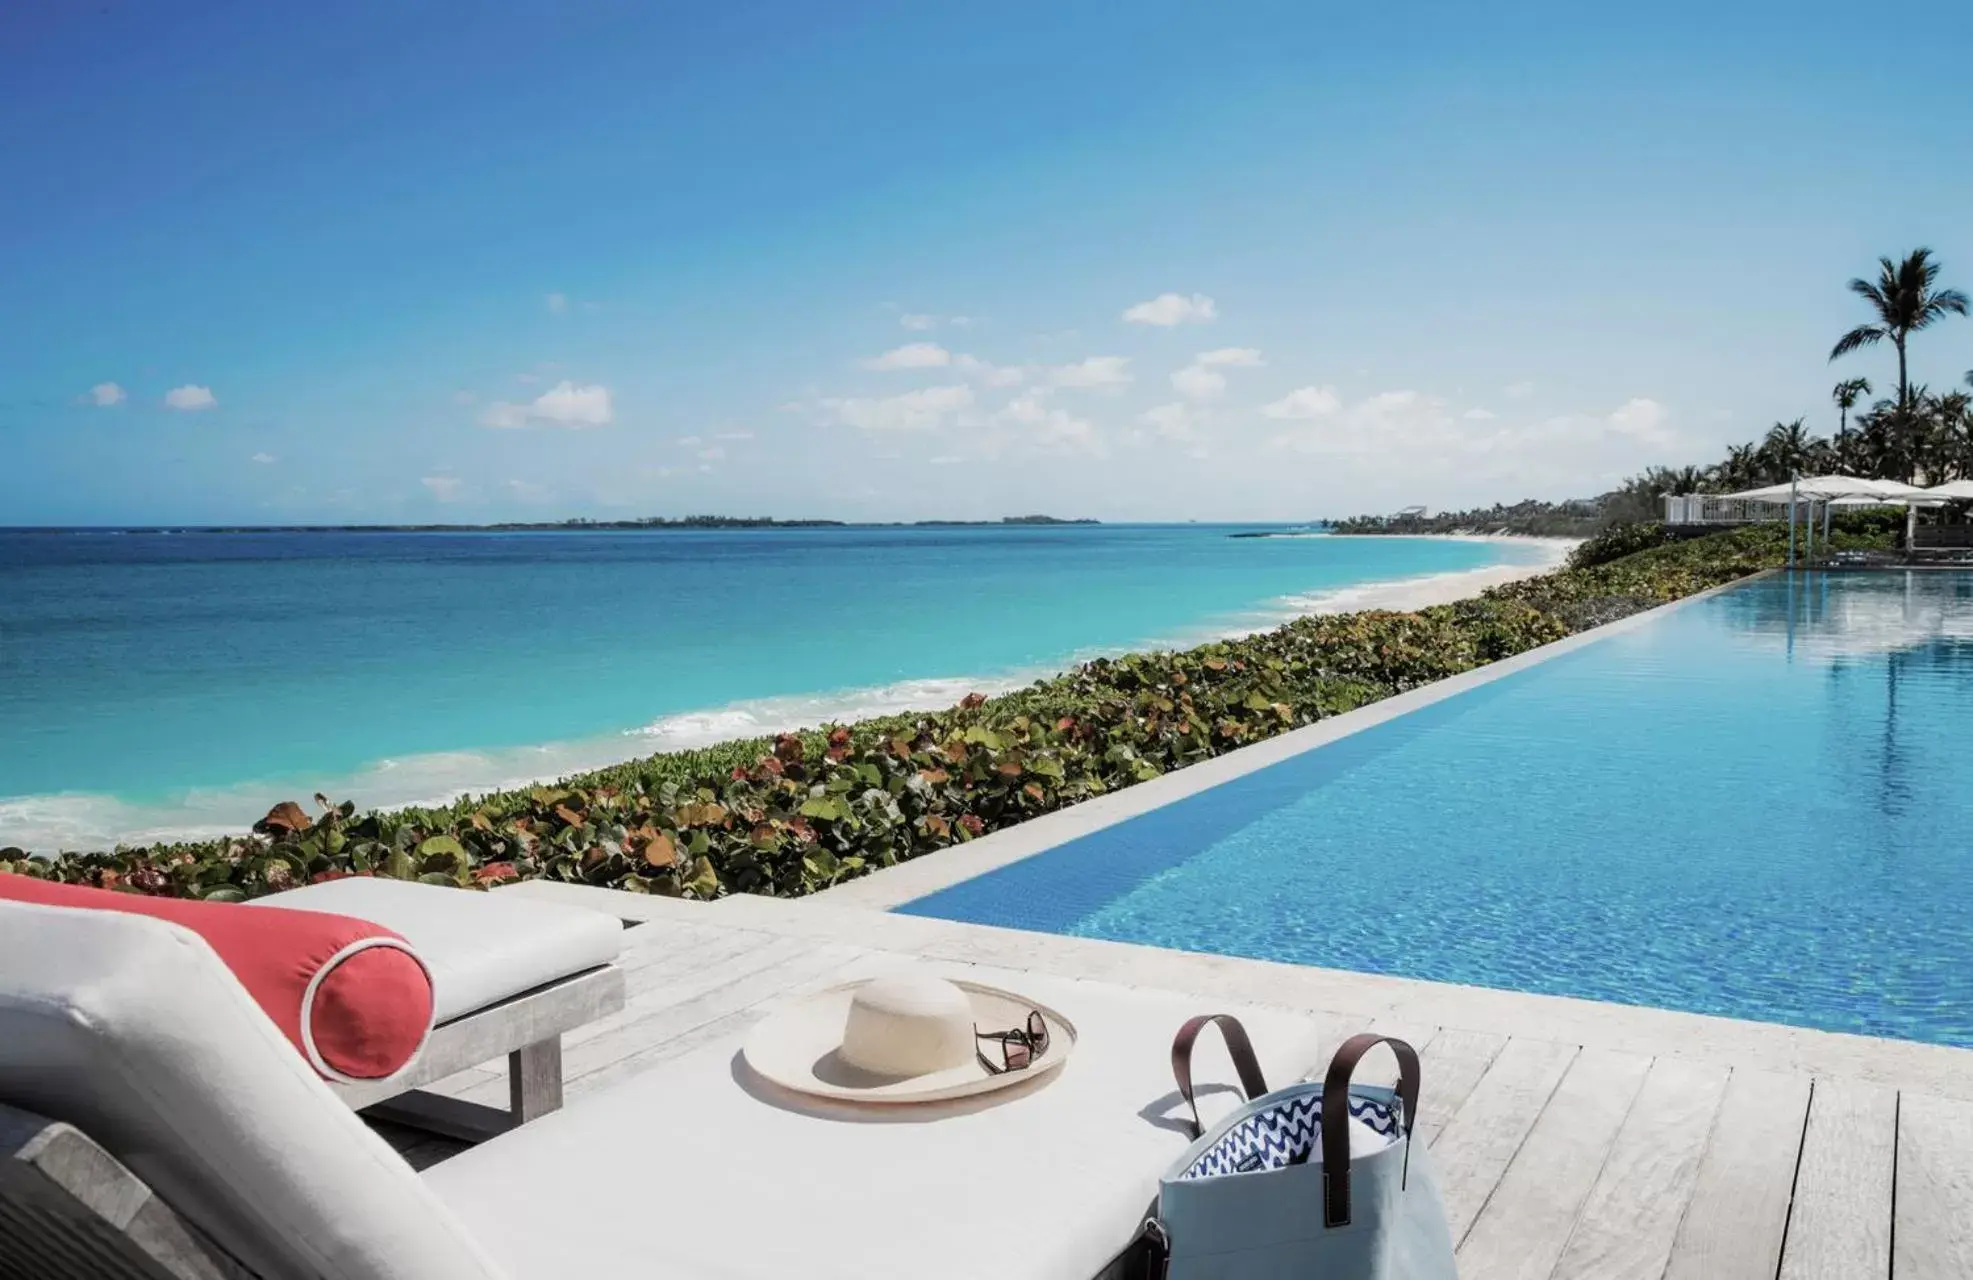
1142, 1016, 1456, 1280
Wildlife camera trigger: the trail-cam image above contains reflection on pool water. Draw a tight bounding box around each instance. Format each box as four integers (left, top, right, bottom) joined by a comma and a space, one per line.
903, 572, 1973, 1048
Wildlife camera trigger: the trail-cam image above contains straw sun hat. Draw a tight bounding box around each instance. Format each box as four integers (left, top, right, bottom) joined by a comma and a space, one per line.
743, 973, 1077, 1104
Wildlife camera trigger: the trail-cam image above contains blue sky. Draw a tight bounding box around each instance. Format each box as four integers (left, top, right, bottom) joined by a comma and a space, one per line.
4, 0, 1971, 525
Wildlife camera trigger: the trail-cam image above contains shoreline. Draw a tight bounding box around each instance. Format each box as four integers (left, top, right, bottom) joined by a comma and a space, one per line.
1265, 536, 1574, 616
0, 536, 1575, 853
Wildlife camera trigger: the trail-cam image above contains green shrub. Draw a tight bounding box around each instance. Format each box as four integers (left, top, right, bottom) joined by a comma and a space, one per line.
1568, 521, 1675, 569
2, 526, 1867, 902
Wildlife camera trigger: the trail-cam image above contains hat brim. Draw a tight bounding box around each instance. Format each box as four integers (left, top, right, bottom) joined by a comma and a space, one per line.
742, 978, 1077, 1104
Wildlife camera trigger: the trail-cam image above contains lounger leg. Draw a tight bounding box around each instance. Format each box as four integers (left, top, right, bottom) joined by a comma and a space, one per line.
509, 1036, 564, 1123
362, 1039, 564, 1145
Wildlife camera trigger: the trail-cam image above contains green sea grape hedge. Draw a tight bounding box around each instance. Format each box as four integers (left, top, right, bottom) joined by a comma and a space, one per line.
0, 525, 1876, 902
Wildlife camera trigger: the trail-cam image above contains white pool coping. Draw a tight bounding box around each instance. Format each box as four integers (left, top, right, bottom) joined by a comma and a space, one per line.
816, 570, 1770, 910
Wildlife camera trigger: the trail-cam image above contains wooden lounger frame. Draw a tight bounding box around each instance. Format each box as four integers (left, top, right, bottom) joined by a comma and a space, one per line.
337, 962, 625, 1142
0, 1101, 251, 1280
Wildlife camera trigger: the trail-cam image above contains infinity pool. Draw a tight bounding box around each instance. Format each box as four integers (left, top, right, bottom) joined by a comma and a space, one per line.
904, 571, 1973, 1047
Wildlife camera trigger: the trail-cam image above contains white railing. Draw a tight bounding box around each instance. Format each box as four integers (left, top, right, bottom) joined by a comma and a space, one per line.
1663, 495, 1794, 525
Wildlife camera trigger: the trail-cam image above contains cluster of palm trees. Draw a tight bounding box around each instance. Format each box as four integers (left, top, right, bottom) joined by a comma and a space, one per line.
1620, 249, 1971, 510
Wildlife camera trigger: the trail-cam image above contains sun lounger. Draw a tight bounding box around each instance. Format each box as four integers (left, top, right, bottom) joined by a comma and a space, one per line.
248, 878, 627, 1138
1, 895, 1330, 1280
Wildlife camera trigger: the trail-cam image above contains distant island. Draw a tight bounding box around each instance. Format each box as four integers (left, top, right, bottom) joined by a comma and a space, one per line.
16, 514, 1101, 535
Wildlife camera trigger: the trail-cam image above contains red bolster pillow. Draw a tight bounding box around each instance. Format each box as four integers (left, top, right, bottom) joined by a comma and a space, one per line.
0, 874, 434, 1083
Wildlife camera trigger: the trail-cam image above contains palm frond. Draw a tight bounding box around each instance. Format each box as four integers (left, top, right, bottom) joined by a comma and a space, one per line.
1830, 324, 1885, 360
1847, 275, 1890, 309
1915, 287, 1970, 325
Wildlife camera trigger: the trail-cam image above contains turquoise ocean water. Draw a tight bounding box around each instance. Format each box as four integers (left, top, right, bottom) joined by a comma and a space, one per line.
0, 525, 1539, 851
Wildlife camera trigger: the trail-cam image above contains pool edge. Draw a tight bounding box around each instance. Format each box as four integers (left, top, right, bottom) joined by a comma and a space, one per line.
814, 569, 1777, 911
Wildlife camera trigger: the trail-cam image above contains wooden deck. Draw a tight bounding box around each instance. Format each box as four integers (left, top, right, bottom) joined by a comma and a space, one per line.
396, 886, 1973, 1279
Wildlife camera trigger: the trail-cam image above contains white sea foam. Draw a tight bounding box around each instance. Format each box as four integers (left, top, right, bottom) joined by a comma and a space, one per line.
1, 538, 1572, 854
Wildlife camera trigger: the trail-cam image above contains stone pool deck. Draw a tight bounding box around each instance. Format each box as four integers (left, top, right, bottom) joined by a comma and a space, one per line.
394, 881, 1973, 1280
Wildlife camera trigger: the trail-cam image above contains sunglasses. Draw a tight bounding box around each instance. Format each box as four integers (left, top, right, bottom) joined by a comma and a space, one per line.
975, 1010, 1050, 1075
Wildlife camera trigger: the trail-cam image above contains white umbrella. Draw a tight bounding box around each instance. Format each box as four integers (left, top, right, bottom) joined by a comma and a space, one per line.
1717, 475, 1929, 502
1921, 479, 1973, 500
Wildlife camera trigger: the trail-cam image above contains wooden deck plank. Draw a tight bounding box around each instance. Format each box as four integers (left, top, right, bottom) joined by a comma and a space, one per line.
1412, 1026, 1509, 1147
554, 933, 819, 1062
1549, 1055, 1729, 1280
1662, 1068, 1811, 1280
1893, 1091, 1973, 1280
1428, 1036, 1579, 1245
612, 920, 782, 979
1775, 1079, 1897, 1280
1454, 1047, 1651, 1278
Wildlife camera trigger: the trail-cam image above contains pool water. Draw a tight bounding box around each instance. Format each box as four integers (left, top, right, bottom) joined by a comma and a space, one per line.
903, 572, 1973, 1048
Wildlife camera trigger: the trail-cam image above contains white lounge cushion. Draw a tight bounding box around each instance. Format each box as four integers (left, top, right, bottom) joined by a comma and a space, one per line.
0, 898, 507, 1280
252, 878, 623, 1023
424, 965, 1329, 1280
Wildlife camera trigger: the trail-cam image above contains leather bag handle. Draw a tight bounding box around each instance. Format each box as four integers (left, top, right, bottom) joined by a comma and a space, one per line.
1320, 1033, 1421, 1229
1170, 1014, 1270, 1140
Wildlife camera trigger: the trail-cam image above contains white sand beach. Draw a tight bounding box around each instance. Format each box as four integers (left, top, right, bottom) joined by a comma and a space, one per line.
1283, 535, 1579, 615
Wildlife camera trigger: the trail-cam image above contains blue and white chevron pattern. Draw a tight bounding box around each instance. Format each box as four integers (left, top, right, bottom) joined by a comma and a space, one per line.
1180, 1093, 1404, 1181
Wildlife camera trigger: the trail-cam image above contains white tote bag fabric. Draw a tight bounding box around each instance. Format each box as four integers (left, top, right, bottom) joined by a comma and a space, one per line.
1145, 1017, 1457, 1280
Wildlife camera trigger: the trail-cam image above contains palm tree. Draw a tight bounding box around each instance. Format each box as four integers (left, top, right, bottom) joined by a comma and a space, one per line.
1830, 248, 1969, 414
1832, 376, 1871, 443
1926, 389, 1973, 481
1720, 442, 1760, 490
1763, 417, 1815, 476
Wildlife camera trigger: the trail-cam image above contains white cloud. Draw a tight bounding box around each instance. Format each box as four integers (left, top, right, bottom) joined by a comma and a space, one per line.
421, 475, 464, 501
953, 354, 1025, 386
532, 381, 614, 425
1171, 364, 1226, 401
1608, 397, 1673, 442
250, 452, 277, 464
479, 401, 530, 429
1504, 380, 1536, 399
1261, 386, 1342, 420
677, 435, 703, 446
85, 382, 125, 407
863, 342, 952, 371
698, 446, 726, 462
713, 429, 754, 441
1049, 355, 1132, 390
481, 381, 613, 429
1463, 407, 1497, 421
993, 391, 1101, 455
1169, 346, 1262, 403
1123, 292, 1218, 326
1264, 388, 1690, 499
164, 384, 216, 411
545, 292, 568, 315
929, 455, 966, 465
1143, 402, 1198, 441
825, 384, 974, 432
1268, 390, 1447, 456
899, 313, 971, 331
